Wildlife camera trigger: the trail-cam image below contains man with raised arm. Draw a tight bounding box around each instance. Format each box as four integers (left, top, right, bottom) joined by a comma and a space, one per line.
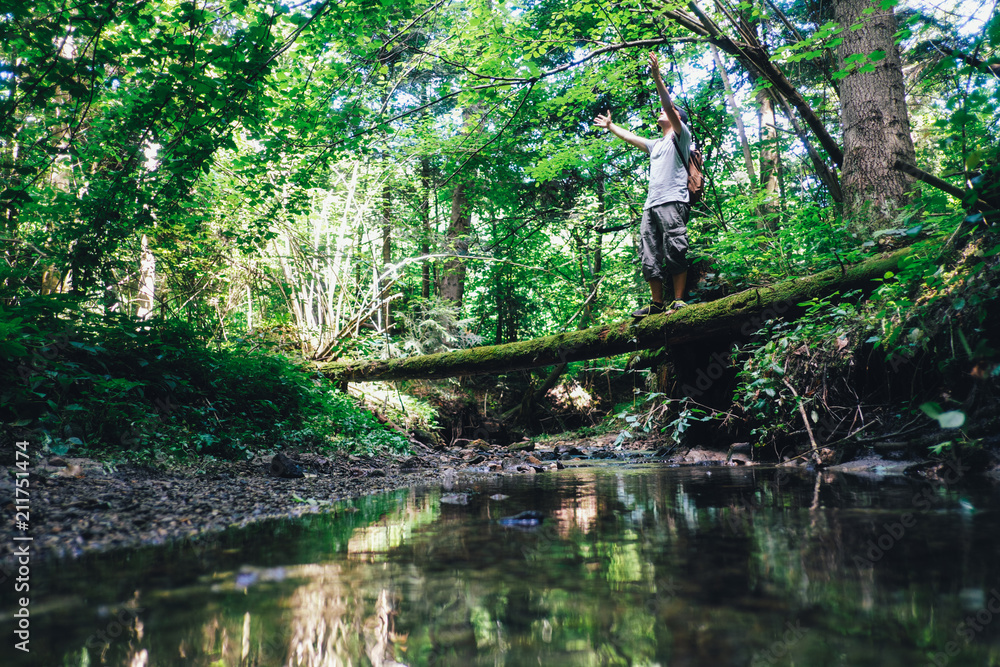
594, 52, 693, 318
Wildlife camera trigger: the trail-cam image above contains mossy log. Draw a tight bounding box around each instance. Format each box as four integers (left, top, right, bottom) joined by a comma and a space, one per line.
322, 249, 909, 383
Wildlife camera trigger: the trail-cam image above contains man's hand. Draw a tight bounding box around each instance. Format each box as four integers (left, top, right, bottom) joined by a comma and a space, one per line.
593, 111, 649, 153
648, 52, 663, 81
593, 111, 613, 130
649, 51, 683, 135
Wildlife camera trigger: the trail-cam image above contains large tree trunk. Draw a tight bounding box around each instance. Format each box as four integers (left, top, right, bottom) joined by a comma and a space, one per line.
324, 249, 908, 383
834, 0, 917, 232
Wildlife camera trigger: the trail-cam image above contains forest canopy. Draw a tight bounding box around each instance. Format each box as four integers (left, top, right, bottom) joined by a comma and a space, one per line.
2, 0, 998, 455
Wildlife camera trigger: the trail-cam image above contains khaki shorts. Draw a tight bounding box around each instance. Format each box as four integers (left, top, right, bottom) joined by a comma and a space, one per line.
640, 202, 690, 281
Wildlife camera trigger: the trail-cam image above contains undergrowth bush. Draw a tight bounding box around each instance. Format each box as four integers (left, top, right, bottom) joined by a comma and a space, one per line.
733, 292, 870, 444
732, 219, 1000, 449
1, 297, 409, 461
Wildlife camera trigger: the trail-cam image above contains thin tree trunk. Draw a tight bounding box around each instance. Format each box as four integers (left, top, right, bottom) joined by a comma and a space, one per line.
439, 180, 470, 306
711, 44, 757, 189
773, 92, 844, 203
381, 181, 393, 332
420, 157, 432, 299
136, 234, 156, 321
757, 89, 781, 228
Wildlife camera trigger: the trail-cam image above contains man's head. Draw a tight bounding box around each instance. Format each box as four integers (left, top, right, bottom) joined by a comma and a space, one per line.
657, 105, 689, 132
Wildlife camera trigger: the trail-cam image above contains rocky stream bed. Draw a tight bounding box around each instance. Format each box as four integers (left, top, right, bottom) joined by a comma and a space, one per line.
0, 433, 687, 569
3, 430, 997, 571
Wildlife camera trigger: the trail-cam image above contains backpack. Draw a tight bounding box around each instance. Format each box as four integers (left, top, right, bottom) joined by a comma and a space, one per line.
675, 135, 705, 205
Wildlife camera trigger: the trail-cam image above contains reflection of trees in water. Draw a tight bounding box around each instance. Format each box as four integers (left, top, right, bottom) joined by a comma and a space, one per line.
175, 492, 438, 666
64, 469, 1000, 666
283, 564, 404, 666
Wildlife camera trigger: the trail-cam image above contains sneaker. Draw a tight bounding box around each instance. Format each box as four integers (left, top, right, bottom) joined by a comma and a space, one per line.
632, 302, 665, 318
668, 300, 688, 310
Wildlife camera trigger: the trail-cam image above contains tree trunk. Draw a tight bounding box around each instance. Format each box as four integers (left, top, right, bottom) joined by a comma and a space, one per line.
758, 89, 781, 226
380, 181, 393, 332
420, 156, 432, 300
773, 92, 844, 203
711, 45, 758, 190
439, 181, 470, 307
324, 249, 909, 382
136, 234, 156, 321
662, 4, 844, 166
834, 0, 917, 232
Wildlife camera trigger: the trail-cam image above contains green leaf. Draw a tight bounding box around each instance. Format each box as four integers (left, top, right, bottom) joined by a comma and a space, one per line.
50, 442, 73, 456
937, 411, 965, 429
919, 402, 941, 419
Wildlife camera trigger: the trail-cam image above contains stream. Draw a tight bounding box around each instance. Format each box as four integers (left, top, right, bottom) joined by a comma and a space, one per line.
5, 460, 1000, 666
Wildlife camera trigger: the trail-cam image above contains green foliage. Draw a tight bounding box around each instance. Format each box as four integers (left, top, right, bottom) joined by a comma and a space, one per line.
919, 402, 965, 429
734, 293, 868, 442
395, 297, 482, 355
2, 0, 290, 294
610, 391, 715, 447
701, 200, 858, 286
3, 0, 998, 452
0, 298, 408, 460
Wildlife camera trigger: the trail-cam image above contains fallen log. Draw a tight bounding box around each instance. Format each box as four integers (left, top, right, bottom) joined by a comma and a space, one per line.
321, 248, 909, 383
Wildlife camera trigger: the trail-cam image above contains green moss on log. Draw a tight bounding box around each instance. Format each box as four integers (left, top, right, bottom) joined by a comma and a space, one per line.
321, 249, 909, 383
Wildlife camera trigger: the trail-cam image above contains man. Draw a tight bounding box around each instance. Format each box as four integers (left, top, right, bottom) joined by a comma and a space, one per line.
594, 52, 692, 317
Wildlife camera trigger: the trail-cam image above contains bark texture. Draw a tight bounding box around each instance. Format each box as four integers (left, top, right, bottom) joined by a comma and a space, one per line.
439, 182, 470, 306
834, 0, 917, 230
323, 249, 909, 382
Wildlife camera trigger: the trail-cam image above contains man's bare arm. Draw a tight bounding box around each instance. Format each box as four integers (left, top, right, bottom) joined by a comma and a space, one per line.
648, 52, 684, 136
594, 112, 649, 153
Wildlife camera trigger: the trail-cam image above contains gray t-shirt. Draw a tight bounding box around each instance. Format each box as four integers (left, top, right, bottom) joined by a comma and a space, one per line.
643, 124, 692, 209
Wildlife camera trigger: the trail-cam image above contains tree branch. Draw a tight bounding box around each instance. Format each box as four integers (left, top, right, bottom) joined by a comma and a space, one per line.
659, 2, 845, 167
893, 159, 991, 210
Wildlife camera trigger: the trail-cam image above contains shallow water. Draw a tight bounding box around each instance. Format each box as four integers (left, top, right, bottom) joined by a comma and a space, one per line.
6, 461, 1000, 666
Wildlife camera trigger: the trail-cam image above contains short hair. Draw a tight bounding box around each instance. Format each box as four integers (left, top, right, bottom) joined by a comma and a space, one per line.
676, 107, 689, 125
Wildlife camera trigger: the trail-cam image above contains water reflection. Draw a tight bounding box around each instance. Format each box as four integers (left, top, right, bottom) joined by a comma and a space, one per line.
9, 464, 1000, 666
